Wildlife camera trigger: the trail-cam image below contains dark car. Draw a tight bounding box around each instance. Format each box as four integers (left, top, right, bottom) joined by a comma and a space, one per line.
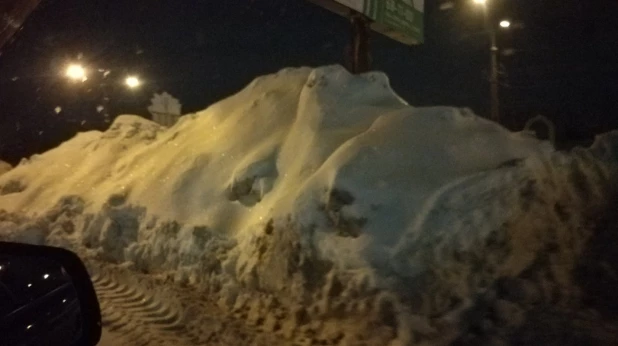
0, 255, 83, 346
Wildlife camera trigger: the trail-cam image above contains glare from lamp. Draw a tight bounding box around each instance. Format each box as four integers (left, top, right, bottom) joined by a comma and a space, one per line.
125, 76, 141, 88
66, 64, 86, 81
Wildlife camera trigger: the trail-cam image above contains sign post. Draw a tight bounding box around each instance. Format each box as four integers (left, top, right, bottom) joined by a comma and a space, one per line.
348, 11, 371, 74
308, 0, 424, 45
308, 0, 424, 74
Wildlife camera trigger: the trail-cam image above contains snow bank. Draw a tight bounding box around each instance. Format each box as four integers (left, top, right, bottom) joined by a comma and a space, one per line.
1, 65, 617, 345
0, 160, 11, 177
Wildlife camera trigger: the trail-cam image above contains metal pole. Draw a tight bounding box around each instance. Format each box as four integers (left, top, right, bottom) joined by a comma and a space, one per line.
349, 11, 371, 74
490, 30, 500, 123
483, 5, 500, 123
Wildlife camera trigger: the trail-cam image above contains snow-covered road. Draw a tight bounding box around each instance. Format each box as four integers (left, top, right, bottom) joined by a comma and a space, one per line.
98, 329, 125, 346
90, 264, 289, 346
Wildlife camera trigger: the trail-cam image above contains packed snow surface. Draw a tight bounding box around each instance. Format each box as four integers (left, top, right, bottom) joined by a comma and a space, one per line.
1, 65, 618, 345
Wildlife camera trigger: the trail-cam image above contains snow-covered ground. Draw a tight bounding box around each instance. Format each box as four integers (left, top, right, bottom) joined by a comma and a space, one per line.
1, 65, 618, 345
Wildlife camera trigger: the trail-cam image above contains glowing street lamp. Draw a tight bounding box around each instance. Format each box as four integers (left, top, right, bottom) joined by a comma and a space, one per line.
66, 64, 86, 81
125, 76, 141, 89
500, 20, 511, 28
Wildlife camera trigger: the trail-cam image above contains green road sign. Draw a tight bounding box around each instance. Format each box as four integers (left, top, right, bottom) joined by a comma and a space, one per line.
309, 0, 424, 45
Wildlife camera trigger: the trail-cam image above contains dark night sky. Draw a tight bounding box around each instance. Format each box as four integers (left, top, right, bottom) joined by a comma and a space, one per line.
1, 0, 617, 165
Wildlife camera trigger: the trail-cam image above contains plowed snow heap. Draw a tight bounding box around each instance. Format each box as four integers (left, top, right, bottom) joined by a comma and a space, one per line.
2, 65, 618, 345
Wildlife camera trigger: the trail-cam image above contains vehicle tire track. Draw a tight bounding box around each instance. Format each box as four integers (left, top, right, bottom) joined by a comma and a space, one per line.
85, 261, 290, 346
90, 270, 190, 346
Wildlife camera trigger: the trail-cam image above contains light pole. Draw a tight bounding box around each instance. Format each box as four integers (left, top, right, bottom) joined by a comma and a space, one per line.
488, 12, 500, 124
473, 0, 507, 123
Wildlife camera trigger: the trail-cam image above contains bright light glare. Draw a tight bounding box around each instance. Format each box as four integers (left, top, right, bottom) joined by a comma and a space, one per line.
125, 76, 141, 88
66, 64, 86, 80
473, 0, 486, 4
500, 20, 511, 28
43, 274, 50, 279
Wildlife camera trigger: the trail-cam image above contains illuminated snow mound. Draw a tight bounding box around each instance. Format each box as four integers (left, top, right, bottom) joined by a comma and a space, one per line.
1, 65, 618, 344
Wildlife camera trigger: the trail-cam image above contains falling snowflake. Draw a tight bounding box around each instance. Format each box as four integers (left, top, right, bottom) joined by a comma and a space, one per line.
96, 105, 104, 113
54, 106, 62, 114
103, 70, 111, 78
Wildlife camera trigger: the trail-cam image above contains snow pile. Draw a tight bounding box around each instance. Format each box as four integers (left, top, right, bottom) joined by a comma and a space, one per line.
1, 65, 618, 345
0, 160, 11, 177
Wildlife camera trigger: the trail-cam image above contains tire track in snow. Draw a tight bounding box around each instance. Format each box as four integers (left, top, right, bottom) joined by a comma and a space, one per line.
91, 271, 190, 346
88, 265, 287, 346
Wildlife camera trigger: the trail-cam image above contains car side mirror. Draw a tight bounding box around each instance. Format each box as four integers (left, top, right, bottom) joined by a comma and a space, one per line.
0, 242, 102, 346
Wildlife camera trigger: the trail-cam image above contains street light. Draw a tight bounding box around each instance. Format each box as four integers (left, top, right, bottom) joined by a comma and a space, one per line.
500, 20, 511, 28
125, 76, 141, 89
65, 64, 86, 82
473, 0, 501, 123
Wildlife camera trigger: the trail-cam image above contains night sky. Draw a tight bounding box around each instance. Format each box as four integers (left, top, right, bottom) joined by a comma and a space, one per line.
1, 0, 617, 165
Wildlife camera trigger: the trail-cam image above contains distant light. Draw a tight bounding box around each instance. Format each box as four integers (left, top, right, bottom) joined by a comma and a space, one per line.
500, 20, 511, 28
43, 274, 50, 279
0, 265, 3, 270
27, 283, 32, 287
125, 76, 141, 88
66, 64, 86, 81
473, 0, 486, 4
54, 106, 62, 114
